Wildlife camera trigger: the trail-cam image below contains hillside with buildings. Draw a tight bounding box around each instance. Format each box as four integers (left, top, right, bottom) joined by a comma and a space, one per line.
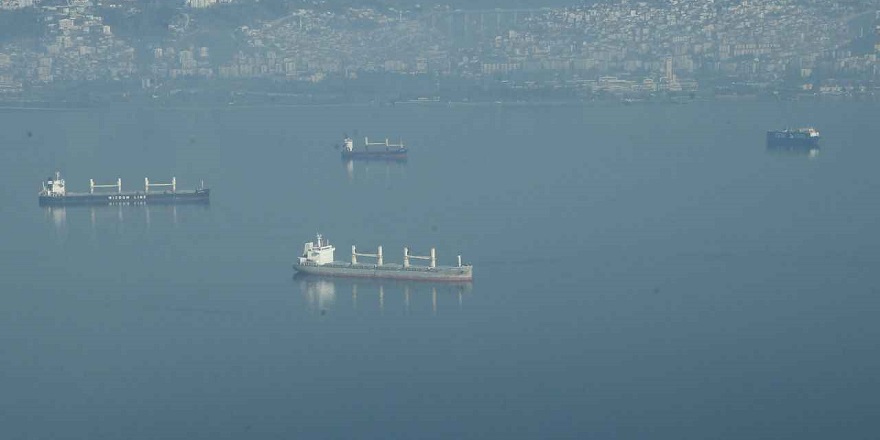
1, 0, 878, 104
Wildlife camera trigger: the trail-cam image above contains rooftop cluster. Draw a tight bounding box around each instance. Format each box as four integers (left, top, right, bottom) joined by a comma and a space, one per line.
0, 0, 878, 99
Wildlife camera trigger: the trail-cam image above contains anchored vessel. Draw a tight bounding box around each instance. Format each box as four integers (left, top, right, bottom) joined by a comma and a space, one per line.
38, 171, 210, 206
766, 127, 820, 147
293, 234, 472, 282
341, 136, 407, 161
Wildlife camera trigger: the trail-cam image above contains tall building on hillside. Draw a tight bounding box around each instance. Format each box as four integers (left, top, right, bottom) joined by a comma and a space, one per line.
664, 57, 681, 91
665, 57, 676, 84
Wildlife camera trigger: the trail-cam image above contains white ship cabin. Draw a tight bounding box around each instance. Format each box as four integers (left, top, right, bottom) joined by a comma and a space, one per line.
786, 127, 820, 137
299, 234, 335, 265
42, 171, 66, 197
343, 136, 354, 152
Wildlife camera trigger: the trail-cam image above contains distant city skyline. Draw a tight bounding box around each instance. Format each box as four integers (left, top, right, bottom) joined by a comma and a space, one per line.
1, 0, 878, 103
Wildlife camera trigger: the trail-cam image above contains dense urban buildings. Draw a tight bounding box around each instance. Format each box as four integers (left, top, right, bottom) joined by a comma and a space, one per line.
0, 0, 878, 102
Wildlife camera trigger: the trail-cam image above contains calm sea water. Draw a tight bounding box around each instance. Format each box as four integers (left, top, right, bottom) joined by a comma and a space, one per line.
1, 100, 879, 439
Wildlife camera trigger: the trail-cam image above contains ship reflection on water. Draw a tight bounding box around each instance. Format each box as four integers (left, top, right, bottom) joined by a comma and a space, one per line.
43, 204, 210, 231
343, 158, 407, 183
46, 205, 67, 232
296, 274, 472, 315
766, 144, 820, 159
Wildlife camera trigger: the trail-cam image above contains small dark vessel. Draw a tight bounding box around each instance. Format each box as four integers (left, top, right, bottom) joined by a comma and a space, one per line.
766, 127, 820, 147
341, 136, 407, 161
38, 171, 210, 206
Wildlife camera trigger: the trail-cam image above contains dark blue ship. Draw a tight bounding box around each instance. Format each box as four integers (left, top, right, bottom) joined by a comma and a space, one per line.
38, 171, 209, 206
766, 127, 820, 147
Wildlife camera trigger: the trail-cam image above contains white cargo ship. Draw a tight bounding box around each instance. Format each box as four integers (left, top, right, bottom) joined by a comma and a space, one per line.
293, 234, 473, 282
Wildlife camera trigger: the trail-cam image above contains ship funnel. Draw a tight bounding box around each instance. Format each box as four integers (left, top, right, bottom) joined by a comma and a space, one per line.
457, 255, 462, 267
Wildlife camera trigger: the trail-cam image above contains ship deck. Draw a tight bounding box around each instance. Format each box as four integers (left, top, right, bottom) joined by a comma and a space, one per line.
319, 262, 465, 273
60, 190, 204, 196
39, 189, 210, 206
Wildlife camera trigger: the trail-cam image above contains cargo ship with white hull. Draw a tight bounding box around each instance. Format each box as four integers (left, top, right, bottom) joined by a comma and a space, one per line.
293, 234, 473, 282
341, 136, 407, 161
38, 171, 209, 207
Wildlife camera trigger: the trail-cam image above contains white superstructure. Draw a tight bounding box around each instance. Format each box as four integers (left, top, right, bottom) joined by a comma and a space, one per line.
299, 233, 336, 265
41, 171, 66, 197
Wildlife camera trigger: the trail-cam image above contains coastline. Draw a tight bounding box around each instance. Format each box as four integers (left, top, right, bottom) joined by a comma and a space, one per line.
1, 92, 876, 112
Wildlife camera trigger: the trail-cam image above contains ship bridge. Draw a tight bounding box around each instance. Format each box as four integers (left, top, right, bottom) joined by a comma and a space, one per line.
300, 234, 335, 265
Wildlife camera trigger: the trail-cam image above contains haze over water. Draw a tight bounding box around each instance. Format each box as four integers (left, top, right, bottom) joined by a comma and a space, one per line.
1, 100, 879, 439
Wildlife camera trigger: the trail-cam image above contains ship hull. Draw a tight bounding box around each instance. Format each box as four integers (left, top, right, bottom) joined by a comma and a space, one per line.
294, 262, 472, 282
39, 189, 210, 206
766, 132, 820, 147
294, 272, 473, 289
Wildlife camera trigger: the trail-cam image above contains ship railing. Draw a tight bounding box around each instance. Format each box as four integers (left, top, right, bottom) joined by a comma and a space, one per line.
145, 177, 176, 193
364, 137, 405, 149
90, 178, 122, 194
